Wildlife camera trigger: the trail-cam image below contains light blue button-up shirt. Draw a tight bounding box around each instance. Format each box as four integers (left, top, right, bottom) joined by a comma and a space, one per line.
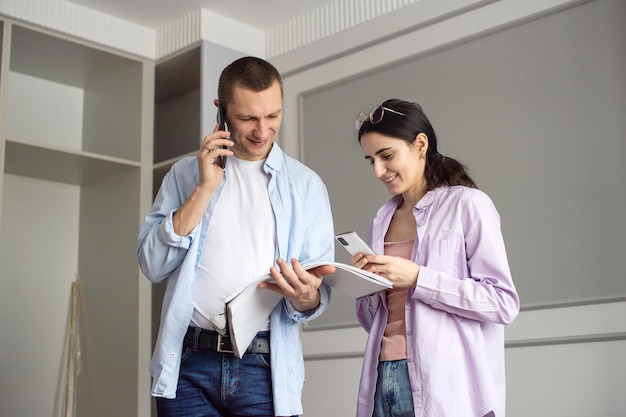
137, 144, 334, 416
356, 186, 519, 417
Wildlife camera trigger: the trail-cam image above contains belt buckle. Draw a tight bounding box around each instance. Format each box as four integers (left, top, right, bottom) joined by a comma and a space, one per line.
216, 333, 233, 353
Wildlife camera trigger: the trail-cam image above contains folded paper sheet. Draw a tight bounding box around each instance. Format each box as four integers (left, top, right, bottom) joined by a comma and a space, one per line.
225, 262, 392, 357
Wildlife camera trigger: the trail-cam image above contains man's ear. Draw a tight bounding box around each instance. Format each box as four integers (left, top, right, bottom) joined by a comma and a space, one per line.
214, 99, 220, 108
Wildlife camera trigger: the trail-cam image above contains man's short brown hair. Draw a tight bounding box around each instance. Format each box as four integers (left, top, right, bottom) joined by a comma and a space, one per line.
218, 56, 283, 110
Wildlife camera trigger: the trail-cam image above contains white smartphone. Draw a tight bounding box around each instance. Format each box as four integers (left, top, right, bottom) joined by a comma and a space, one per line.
335, 231, 375, 256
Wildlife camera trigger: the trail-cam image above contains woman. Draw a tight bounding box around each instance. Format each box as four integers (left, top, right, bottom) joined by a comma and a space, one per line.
352, 99, 520, 417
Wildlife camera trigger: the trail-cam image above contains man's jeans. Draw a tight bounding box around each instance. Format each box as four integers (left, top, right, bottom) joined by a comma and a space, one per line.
156, 345, 280, 417
373, 360, 416, 417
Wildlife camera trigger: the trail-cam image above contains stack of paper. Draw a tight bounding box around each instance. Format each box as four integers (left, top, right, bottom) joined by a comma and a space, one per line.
225, 261, 392, 357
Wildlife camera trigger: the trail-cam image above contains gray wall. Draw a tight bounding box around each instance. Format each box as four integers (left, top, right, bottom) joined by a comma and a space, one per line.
302, 0, 626, 329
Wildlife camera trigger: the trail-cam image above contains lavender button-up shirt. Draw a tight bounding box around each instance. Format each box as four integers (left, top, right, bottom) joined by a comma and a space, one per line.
356, 186, 519, 417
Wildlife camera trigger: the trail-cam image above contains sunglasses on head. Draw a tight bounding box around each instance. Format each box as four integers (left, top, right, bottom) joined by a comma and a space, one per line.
355, 104, 405, 130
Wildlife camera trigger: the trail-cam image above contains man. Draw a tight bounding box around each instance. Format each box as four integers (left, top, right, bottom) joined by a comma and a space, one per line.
137, 56, 335, 417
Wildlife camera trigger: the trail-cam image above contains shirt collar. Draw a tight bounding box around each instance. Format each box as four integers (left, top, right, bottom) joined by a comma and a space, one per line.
384, 185, 448, 212
264, 143, 283, 173
415, 186, 447, 209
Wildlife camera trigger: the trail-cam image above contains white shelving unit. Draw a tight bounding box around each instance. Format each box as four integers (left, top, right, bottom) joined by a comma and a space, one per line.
0, 21, 152, 417
152, 41, 241, 191
153, 45, 202, 196
0, 17, 243, 416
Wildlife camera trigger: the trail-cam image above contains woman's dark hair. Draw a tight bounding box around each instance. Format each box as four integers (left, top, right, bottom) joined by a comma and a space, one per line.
357, 98, 477, 190
218, 56, 283, 109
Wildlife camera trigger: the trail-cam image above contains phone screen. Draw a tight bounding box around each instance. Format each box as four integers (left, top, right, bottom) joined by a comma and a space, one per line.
216, 105, 228, 168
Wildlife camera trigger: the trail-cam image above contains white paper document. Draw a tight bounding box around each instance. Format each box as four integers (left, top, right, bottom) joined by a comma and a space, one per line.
308, 261, 392, 298
224, 261, 392, 357
225, 276, 283, 358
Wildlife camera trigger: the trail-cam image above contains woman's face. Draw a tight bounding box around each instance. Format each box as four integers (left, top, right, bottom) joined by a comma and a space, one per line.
360, 132, 427, 197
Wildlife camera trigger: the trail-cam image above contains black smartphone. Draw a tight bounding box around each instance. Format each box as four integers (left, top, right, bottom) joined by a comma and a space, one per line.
216, 105, 229, 169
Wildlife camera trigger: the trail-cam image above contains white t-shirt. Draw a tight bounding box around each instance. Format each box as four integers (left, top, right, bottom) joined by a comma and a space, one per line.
191, 156, 276, 330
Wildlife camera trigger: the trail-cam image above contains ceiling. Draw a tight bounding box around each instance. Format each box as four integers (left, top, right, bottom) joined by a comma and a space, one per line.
66, 0, 339, 31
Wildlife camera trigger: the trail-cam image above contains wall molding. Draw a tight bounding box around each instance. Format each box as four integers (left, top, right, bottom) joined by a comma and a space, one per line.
506, 332, 626, 349
0, 0, 154, 58
271, 0, 495, 76
266, 0, 422, 59
302, 300, 626, 360
520, 295, 626, 311
155, 9, 265, 61
304, 333, 626, 360
0, 0, 424, 61
0, 0, 265, 60
279, 0, 592, 160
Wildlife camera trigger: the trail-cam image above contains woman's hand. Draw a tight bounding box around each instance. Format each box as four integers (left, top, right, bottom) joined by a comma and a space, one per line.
353, 253, 420, 288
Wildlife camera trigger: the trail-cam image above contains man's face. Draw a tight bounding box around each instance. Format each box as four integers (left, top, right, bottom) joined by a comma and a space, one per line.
225, 81, 283, 161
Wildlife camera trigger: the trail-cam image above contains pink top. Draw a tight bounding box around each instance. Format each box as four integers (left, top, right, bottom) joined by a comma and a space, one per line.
379, 239, 414, 361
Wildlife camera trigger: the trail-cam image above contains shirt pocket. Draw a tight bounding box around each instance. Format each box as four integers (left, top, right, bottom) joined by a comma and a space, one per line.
419, 230, 464, 277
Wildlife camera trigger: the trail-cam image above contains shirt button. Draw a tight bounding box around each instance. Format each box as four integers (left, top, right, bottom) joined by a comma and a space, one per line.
170, 352, 176, 358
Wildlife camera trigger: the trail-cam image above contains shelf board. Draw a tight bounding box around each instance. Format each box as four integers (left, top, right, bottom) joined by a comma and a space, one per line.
10, 25, 139, 89
153, 151, 195, 171
4, 139, 140, 185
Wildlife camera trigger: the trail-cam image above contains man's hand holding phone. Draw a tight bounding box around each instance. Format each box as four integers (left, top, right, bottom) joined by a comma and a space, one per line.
198, 125, 232, 187
175, 126, 232, 236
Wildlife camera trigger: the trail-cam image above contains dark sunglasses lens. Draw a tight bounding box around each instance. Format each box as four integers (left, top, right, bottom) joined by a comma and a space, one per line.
370, 105, 384, 124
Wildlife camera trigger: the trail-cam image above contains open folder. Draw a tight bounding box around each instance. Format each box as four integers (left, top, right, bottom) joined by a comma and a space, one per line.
224, 261, 392, 357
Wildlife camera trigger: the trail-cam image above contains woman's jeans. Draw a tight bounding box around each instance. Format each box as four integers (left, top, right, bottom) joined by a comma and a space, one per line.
156, 346, 279, 417
373, 360, 416, 417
